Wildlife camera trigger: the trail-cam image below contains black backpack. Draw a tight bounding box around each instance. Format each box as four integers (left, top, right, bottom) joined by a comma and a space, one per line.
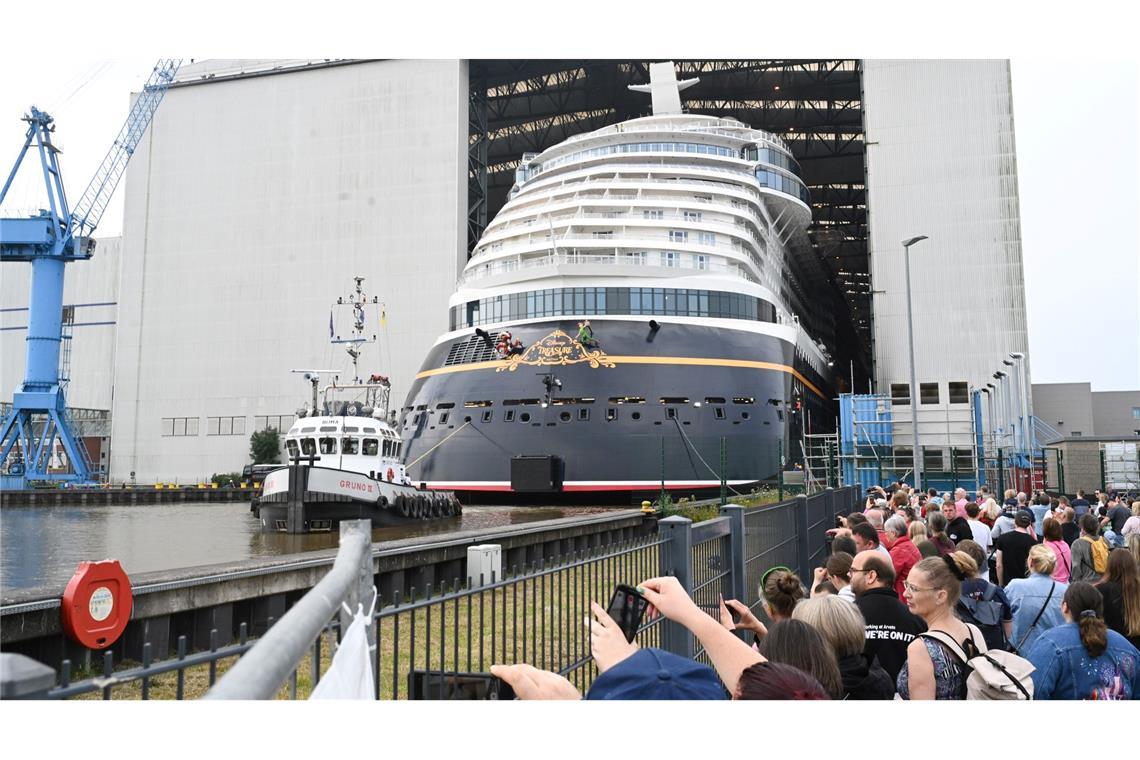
956, 583, 1008, 652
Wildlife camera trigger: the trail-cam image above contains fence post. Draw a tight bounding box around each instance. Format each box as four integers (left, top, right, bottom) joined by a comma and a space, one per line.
795, 493, 810, 580
657, 516, 695, 658
777, 439, 785, 501
337, 519, 377, 696
0, 653, 56, 699
720, 505, 747, 609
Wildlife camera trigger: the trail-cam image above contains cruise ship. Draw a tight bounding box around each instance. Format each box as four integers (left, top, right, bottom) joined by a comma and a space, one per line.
399, 62, 835, 502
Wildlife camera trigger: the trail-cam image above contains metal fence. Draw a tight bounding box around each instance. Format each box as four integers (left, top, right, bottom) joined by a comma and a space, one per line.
9, 486, 857, 699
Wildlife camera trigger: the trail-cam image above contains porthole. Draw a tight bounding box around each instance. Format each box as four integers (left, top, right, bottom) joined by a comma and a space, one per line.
559, 412, 571, 422
520, 412, 532, 423
741, 412, 751, 420
631, 412, 641, 421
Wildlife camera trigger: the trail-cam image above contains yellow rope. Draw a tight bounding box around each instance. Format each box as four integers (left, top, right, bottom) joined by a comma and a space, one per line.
405, 420, 472, 469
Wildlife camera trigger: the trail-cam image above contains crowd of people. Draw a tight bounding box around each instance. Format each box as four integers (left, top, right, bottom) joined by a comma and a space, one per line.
491, 483, 1140, 700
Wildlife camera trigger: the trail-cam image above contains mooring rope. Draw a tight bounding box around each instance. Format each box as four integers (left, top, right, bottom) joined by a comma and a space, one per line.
671, 417, 747, 496
405, 420, 472, 469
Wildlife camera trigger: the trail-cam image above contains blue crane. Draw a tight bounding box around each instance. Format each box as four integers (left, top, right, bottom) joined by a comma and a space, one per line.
1, 59, 181, 488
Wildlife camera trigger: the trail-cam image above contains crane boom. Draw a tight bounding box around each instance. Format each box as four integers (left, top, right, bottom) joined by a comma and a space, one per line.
69, 59, 180, 241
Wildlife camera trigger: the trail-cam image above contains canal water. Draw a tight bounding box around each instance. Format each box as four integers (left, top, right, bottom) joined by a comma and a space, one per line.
0, 502, 611, 594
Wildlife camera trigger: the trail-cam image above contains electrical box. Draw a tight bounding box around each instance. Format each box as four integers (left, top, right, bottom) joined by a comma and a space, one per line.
467, 544, 502, 588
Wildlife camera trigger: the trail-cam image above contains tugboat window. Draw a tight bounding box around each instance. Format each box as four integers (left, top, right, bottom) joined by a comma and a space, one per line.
319, 437, 337, 454
382, 440, 390, 456
301, 438, 317, 456
343, 437, 359, 455
286, 440, 299, 456
362, 439, 379, 456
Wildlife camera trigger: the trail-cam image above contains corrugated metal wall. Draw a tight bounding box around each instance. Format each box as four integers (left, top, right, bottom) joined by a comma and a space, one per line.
863, 60, 1030, 427
109, 60, 468, 481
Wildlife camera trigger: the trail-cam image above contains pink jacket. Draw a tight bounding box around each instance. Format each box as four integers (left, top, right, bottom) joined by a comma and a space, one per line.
1045, 539, 1072, 583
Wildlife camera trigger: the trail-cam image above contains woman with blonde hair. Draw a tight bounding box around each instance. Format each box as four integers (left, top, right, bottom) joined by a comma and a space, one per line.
792, 596, 894, 699
908, 520, 928, 543
896, 556, 976, 699
1005, 544, 1067, 654
980, 498, 1002, 528
951, 544, 1012, 651
1122, 501, 1140, 538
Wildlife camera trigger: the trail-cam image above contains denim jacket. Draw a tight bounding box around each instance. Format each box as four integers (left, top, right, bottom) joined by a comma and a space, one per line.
1005, 573, 1066, 653
1025, 623, 1140, 700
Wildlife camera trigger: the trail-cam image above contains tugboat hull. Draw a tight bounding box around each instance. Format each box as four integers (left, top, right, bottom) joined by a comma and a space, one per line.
256, 464, 460, 533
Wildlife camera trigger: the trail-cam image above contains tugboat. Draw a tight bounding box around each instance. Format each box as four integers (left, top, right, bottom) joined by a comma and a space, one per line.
256, 278, 461, 533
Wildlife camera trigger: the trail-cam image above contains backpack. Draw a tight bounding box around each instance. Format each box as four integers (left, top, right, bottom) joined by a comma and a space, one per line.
921, 624, 1034, 700
956, 584, 1008, 652
1081, 535, 1109, 574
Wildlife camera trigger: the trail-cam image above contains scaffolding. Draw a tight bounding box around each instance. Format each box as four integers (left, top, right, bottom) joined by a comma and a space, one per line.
837, 392, 986, 493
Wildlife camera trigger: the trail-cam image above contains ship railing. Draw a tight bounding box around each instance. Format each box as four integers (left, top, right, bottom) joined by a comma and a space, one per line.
470, 230, 767, 268
7, 488, 861, 699
457, 250, 763, 288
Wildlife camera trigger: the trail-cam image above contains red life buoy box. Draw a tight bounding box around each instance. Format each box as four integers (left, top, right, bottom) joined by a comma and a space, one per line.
61, 560, 132, 650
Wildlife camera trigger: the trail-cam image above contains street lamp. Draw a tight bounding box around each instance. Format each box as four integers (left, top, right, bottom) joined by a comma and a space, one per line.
902, 235, 928, 489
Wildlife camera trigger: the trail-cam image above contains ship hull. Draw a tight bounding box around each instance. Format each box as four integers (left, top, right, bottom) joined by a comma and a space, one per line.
400, 319, 833, 504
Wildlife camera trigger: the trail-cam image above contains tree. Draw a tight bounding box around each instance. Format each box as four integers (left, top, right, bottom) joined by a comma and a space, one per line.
250, 428, 281, 464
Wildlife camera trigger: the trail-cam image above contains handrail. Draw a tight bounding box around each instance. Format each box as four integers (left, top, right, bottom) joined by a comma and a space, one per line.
205, 519, 373, 699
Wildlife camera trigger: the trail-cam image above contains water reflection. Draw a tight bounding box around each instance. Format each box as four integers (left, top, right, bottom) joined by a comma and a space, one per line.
0, 502, 613, 594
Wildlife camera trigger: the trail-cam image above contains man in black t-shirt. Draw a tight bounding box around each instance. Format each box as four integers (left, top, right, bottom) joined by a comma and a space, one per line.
851, 550, 926, 685
994, 510, 1038, 586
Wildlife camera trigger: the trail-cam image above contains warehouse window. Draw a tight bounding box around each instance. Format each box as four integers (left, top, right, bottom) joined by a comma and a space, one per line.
920, 383, 940, 405
254, 414, 294, 432
1132, 407, 1140, 420
948, 382, 969, 405
923, 448, 944, 473
890, 384, 910, 406
208, 416, 246, 436
161, 417, 199, 437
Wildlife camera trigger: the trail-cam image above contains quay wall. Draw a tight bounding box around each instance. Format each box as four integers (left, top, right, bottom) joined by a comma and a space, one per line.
0, 510, 653, 671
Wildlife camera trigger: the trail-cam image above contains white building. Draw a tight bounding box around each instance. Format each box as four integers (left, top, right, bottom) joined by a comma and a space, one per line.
863, 60, 1030, 463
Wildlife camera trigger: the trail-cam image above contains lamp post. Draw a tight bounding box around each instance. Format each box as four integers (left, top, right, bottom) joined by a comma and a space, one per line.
902, 235, 928, 490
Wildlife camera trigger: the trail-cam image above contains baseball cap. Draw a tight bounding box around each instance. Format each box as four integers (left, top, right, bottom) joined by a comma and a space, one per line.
585, 647, 727, 700
1015, 510, 1034, 528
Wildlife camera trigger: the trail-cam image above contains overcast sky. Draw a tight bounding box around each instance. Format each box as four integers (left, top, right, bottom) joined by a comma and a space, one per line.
2, 57, 1137, 392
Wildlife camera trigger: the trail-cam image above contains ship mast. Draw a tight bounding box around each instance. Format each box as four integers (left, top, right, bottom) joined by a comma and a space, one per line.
332, 276, 380, 384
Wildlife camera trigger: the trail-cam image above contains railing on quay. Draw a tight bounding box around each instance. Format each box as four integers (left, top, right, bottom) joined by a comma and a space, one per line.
4, 487, 858, 700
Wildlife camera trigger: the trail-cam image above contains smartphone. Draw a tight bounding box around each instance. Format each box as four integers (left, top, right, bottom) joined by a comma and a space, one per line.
408, 670, 516, 700
606, 584, 649, 643
723, 599, 742, 625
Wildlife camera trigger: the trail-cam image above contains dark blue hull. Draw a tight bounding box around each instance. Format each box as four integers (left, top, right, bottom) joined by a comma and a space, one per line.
399, 320, 834, 504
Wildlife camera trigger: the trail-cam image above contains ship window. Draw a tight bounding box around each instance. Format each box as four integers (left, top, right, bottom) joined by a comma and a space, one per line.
320, 426, 337, 432
741, 412, 751, 420
609, 396, 645, 405
343, 437, 359, 455
364, 428, 376, 434
504, 410, 515, 422
890, 384, 910, 406
319, 437, 337, 454
705, 397, 726, 404
732, 397, 754, 405
631, 412, 642, 421
660, 397, 689, 405
662, 251, 677, 268
301, 438, 317, 455
519, 412, 531, 423
578, 408, 589, 421
666, 408, 677, 420
464, 400, 492, 408
435, 402, 455, 409
482, 410, 493, 423
301, 427, 316, 433
286, 440, 299, 456
414, 405, 427, 411
439, 413, 449, 425
343, 426, 359, 433
559, 412, 572, 422
714, 407, 726, 420
363, 439, 379, 456
519, 398, 542, 406
503, 399, 520, 406
606, 408, 617, 421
